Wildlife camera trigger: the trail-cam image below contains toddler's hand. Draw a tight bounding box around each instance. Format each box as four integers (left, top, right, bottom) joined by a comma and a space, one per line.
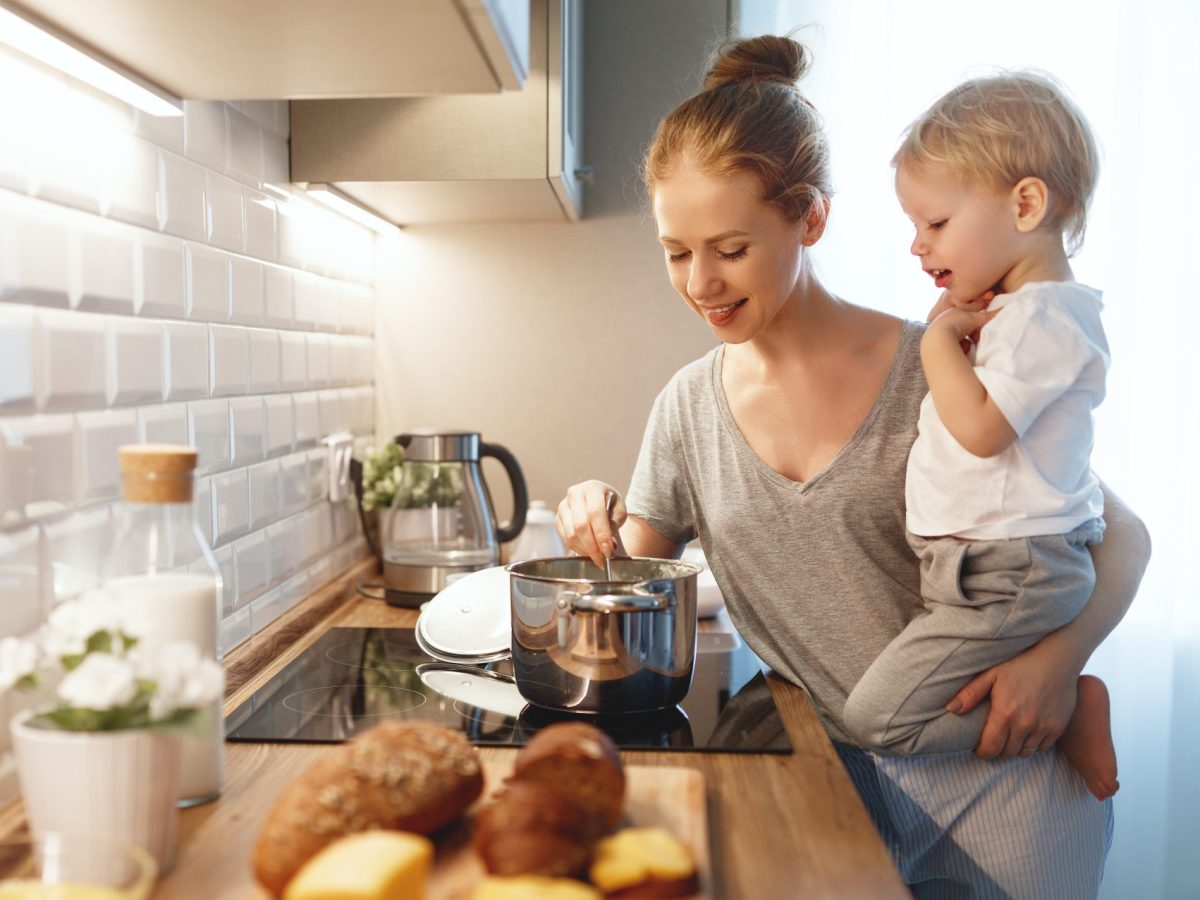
927, 290, 998, 353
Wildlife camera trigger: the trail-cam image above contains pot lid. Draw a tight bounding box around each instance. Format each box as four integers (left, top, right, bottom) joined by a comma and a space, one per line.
417, 565, 510, 656
416, 665, 525, 718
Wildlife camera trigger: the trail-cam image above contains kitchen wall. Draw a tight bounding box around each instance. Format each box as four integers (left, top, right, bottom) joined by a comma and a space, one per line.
376, 0, 727, 520
0, 45, 376, 697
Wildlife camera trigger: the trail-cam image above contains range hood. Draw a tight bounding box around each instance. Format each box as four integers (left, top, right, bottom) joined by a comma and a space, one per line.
289, 0, 584, 226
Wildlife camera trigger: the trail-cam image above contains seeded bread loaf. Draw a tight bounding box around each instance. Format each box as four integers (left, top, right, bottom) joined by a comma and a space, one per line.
252, 721, 484, 897
511, 722, 625, 836
472, 781, 596, 878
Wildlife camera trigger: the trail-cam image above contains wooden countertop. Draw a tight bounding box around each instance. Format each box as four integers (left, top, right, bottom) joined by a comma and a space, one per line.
6, 560, 911, 899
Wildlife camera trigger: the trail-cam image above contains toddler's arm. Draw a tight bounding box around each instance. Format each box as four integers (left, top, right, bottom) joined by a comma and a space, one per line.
921, 307, 1016, 456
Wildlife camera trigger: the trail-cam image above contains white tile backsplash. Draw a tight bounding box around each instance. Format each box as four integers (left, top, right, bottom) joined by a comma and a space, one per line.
163, 321, 209, 402
226, 110, 262, 187
233, 530, 268, 607
182, 101, 226, 173
229, 257, 263, 326
185, 243, 228, 322
7, 200, 70, 307
102, 132, 159, 230
75, 409, 138, 503
263, 395, 293, 458
0, 414, 74, 523
209, 324, 247, 396
244, 190, 276, 263
0, 305, 36, 413
74, 219, 136, 314
263, 266, 293, 329
107, 317, 163, 405
292, 392, 319, 449
36, 308, 107, 412
137, 402, 188, 447
0, 49, 374, 661
278, 332, 307, 392
188, 398, 230, 475
137, 233, 186, 319
306, 333, 331, 388
0, 528, 43, 638
158, 150, 207, 241
212, 467, 249, 547
247, 459, 280, 532
230, 396, 264, 467
205, 171, 244, 253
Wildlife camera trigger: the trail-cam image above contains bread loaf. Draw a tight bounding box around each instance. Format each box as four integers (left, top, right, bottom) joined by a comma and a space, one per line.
512, 722, 625, 836
253, 721, 484, 896
472, 781, 595, 878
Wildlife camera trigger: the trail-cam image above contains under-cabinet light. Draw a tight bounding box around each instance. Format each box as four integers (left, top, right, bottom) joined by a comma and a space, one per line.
0, 3, 182, 117
305, 183, 398, 234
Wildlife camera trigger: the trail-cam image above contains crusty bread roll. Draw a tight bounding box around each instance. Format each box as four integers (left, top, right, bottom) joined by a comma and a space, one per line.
472, 781, 595, 878
512, 722, 625, 836
253, 721, 484, 897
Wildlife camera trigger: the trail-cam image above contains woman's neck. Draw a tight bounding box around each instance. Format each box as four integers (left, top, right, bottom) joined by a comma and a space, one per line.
733, 271, 862, 370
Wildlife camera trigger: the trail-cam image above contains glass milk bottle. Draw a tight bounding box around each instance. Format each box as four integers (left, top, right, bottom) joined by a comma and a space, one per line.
101, 444, 223, 806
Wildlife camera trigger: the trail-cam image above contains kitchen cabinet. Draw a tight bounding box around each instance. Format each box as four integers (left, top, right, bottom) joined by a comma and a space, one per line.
289, 0, 585, 225
4, 0, 530, 98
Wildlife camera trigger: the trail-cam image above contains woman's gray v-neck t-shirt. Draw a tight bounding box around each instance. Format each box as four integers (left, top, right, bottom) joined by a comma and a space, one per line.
626, 321, 927, 743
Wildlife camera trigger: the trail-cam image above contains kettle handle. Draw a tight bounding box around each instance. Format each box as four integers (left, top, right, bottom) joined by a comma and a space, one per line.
480, 441, 529, 544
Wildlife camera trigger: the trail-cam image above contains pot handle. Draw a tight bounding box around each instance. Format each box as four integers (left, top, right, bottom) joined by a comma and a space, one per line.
558, 590, 670, 614
480, 441, 529, 544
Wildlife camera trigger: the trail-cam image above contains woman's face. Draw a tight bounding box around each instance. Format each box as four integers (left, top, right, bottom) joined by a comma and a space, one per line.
652, 165, 808, 342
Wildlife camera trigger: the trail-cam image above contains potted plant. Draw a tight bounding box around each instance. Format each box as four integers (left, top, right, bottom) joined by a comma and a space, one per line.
0, 589, 224, 872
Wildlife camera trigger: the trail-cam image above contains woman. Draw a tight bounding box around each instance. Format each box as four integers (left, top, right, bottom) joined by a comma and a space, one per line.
556, 36, 1150, 898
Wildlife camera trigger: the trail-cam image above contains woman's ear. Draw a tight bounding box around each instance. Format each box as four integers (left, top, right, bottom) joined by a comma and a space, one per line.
1011, 177, 1050, 232
801, 196, 831, 246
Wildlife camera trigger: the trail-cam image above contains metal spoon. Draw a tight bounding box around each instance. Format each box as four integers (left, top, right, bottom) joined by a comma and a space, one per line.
604, 492, 618, 581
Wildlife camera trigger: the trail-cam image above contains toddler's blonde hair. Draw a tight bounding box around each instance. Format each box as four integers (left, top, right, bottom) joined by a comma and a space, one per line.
893, 71, 1098, 255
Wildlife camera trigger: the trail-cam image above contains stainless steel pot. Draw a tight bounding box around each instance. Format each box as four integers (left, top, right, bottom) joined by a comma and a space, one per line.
507, 557, 701, 713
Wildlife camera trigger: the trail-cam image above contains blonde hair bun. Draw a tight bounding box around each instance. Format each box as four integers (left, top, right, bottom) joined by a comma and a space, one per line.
703, 35, 811, 92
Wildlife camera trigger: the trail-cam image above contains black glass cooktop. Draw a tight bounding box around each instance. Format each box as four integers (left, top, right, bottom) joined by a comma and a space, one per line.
225, 626, 792, 753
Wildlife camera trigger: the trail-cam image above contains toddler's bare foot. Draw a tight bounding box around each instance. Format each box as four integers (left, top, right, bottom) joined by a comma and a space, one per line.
1060, 674, 1119, 801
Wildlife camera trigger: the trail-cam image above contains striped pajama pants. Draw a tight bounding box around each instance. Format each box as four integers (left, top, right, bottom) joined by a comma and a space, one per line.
836, 743, 1114, 899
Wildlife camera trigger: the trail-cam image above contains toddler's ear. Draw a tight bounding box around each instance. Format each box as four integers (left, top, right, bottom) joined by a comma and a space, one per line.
1012, 177, 1050, 232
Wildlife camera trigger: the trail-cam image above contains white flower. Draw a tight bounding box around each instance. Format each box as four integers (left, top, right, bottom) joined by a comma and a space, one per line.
57, 653, 139, 711
0, 636, 38, 692
44, 589, 144, 656
132, 642, 224, 719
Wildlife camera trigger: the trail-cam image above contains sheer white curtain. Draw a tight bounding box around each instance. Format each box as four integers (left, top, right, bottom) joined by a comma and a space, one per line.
736, 2, 1199, 896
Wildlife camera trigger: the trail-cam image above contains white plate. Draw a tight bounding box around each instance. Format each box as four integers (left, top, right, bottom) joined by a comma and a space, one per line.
417, 565, 511, 656
417, 665, 526, 718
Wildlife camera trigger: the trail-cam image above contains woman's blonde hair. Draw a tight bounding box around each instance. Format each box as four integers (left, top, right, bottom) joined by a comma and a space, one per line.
893, 71, 1099, 254
643, 35, 832, 223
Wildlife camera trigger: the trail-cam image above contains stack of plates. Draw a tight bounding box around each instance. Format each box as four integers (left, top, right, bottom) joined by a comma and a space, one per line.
415, 565, 512, 664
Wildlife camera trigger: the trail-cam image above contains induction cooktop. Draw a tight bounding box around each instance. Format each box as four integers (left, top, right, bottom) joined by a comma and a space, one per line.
225, 626, 792, 754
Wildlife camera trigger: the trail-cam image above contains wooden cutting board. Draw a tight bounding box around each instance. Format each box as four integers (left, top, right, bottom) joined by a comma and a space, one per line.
428, 762, 710, 899
249, 762, 710, 899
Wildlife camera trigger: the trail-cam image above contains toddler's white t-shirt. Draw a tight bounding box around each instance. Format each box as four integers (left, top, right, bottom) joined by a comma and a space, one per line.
905, 281, 1109, 540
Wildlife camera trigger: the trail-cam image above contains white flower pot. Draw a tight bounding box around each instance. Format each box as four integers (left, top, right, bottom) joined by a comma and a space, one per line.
10, 710, 183, 872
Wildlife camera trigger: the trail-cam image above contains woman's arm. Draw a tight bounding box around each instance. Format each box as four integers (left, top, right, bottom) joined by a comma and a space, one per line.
949, 482, 1152, 758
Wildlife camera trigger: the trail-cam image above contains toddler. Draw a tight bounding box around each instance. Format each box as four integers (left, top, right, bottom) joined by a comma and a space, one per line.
842, 71, 1118, 801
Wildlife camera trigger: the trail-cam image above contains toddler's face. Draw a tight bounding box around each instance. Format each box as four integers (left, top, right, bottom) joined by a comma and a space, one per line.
896, 164, 1021, 305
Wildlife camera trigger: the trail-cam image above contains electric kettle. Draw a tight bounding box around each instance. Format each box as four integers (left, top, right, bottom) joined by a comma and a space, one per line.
380, 430, 528, 608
